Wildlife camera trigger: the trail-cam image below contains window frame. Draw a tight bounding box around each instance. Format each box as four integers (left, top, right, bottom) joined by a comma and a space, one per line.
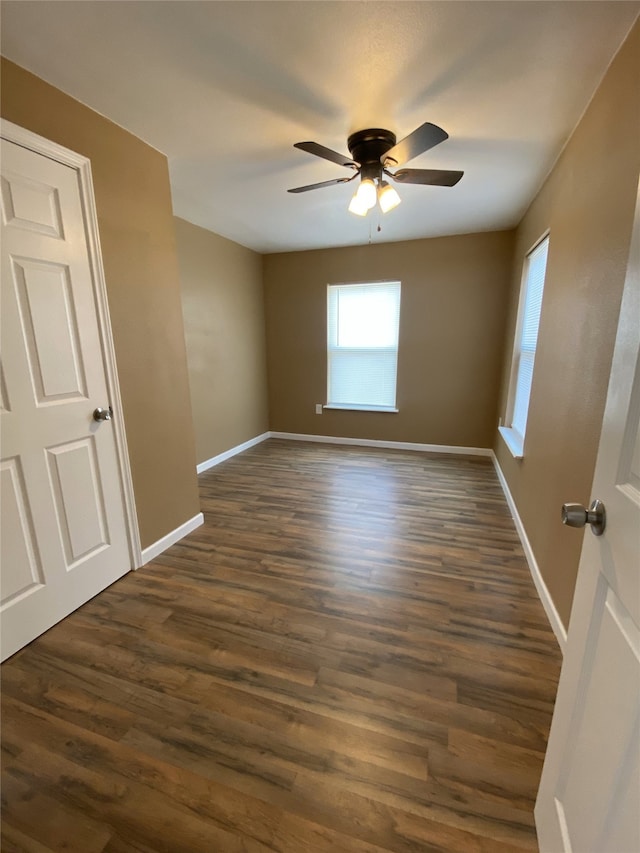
499, 231, 550, 458
325, 280, 401, 413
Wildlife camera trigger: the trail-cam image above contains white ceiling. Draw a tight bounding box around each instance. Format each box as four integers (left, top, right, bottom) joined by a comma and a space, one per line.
2, 2, 637, 254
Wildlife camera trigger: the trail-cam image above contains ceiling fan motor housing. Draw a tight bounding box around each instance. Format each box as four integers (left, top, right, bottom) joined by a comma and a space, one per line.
347, 129, 397, 177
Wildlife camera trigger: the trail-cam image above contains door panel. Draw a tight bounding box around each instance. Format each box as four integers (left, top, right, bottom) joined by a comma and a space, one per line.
1, 137, 132, 661
12, 258, 88, 402
0, 168, 64, 237
46, 437, 110, 567
554, 582, 639, 851
0, 457, 44, 604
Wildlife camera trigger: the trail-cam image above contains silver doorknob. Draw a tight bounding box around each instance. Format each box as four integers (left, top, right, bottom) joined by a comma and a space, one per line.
93, 406, 112, 422
561, 499, 606, 536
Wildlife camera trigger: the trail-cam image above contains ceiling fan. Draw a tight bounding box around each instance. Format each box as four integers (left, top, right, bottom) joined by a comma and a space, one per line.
288, 122, 463, 216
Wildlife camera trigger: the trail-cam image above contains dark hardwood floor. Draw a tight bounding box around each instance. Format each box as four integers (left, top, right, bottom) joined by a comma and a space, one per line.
1, 439, 562, 852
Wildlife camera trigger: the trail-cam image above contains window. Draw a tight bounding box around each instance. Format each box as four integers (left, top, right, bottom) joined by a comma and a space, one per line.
499, 234, 549, 457
326, 281, 401, 411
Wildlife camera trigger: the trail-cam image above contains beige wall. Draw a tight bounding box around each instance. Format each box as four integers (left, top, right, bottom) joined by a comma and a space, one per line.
1, 58, 201, 550
495, 21, 640, 628
264, 231, 514, 447
175, 218, 269, 464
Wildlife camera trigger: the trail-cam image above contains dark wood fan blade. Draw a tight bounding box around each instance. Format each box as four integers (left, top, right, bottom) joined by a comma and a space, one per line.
391, 168, 464, 187
294, 141, 358, 168
382, 123, 449, 167
287, 176, 356, 193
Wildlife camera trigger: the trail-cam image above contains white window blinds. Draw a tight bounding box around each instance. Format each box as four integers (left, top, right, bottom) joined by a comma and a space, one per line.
327, 282, 401, 409
511, 236, 549, 441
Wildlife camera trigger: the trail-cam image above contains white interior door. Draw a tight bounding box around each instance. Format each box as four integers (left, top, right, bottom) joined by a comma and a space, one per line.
535, 181, 640, 852
1, 136, 135, 661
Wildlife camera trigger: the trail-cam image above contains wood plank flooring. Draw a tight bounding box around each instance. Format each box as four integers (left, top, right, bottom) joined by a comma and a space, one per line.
1, 439, 562, 852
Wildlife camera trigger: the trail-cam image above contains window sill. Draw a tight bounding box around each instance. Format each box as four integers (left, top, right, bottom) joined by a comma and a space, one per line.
324, 404, 399, 413
498, 426, 524, 459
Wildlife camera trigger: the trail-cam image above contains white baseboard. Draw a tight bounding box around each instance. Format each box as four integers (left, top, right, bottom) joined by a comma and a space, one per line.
140, 512, 204, 565
491, 451, 567, 654
196, 432, 270, 474
269, 431, 492, 457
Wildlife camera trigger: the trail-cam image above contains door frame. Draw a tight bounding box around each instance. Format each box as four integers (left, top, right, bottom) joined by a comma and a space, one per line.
1, 118, 142, 570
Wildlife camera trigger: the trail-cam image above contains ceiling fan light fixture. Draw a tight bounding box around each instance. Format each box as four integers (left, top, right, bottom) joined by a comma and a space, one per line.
378, 181, 401, 213
355, 177, 377, 210
348, 192, 369, 216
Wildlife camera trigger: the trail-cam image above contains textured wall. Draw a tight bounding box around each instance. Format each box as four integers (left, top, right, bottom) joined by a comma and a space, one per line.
175, 217, 269, 465
264, 230, 514, 448
494, 21, 640, 628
